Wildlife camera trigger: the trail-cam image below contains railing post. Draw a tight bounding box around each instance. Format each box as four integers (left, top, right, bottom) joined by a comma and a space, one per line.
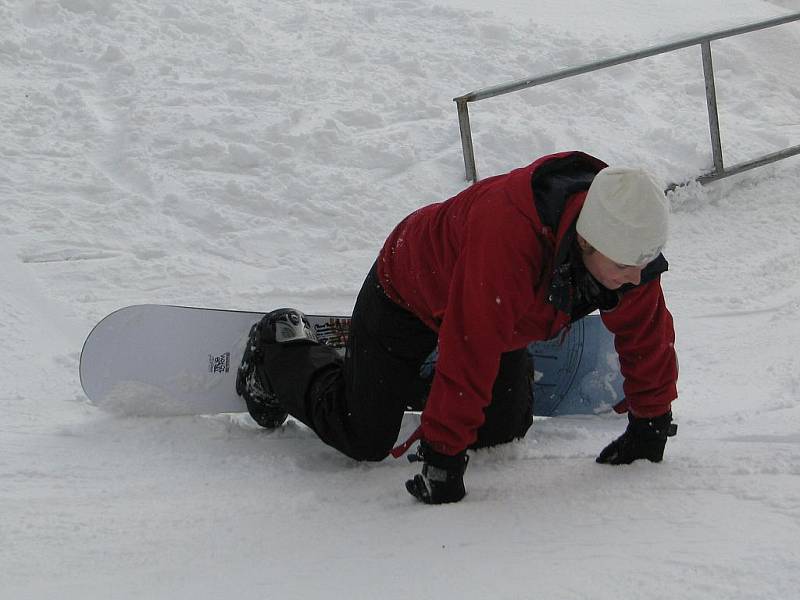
455, 98, 478, 183
701, 40, 725, 175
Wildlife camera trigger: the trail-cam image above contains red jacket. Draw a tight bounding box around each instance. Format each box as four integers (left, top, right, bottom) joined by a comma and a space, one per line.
378, 152, 678, 456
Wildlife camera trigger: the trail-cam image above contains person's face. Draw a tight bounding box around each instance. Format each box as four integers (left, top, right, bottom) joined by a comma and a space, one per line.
577, 235, 644, 290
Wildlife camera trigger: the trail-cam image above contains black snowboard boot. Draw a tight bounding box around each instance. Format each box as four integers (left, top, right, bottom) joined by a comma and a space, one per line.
236, 308, 318, 428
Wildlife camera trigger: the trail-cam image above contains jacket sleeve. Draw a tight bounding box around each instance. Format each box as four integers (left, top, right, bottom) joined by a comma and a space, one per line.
420, 203, 541, 455
600, 277, 678, 417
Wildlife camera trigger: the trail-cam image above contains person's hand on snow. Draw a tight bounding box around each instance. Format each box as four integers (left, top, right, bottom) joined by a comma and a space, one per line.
405, 441, 468, 504
596, 411, 677, 465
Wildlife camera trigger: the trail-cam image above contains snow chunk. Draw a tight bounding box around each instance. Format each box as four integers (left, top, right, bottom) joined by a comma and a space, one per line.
228, 143, 263, 169
100, 45, 124, 63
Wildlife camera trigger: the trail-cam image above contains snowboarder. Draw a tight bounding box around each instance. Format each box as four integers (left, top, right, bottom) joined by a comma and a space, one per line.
236, 151, 678, 504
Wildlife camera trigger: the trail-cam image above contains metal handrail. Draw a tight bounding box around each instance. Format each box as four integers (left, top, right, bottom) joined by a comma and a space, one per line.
454, 12, 800, 185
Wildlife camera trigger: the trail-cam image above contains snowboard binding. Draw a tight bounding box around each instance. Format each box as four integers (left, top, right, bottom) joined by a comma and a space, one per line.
236, 309, 317, 428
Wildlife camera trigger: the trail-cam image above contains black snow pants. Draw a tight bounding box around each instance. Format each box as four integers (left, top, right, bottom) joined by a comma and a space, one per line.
266, 263, 534, 461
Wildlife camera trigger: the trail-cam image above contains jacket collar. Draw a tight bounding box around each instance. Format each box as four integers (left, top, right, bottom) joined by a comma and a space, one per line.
528, 153, 607, 317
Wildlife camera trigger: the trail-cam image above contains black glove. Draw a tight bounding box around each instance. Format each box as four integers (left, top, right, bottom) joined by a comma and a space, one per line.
596, 411, 677, 465
405, 441, 469, 504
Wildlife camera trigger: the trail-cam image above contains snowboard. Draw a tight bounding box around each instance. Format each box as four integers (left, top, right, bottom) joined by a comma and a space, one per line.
79, 304, 624, 419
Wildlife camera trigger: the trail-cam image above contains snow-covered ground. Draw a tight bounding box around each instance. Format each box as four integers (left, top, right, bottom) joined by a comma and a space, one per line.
2, 0, 800, 597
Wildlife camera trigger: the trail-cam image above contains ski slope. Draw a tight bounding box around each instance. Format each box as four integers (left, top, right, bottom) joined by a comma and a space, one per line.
2, 0, 799, 598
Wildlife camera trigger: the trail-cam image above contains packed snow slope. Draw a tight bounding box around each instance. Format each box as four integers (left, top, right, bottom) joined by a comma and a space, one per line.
2, 0, 800, 598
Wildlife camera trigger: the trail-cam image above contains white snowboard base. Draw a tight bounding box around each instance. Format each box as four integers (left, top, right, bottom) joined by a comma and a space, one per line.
80, 305, 350, 417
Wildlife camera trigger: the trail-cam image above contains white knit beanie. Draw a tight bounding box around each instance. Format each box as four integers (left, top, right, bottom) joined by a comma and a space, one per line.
576, 166, 668, 265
